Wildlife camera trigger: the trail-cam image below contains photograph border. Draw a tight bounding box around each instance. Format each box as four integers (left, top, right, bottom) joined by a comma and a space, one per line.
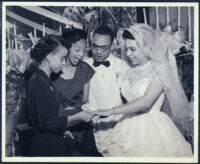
1, 1, 199, 163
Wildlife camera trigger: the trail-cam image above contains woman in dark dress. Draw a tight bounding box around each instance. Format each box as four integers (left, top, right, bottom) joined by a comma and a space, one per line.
26, 35, 93, 156
52, 28, 101, 156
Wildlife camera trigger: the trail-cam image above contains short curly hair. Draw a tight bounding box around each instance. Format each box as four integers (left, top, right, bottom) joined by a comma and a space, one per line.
93, 26, 114, 43
30, 35, 66, 63
62, 28, 87, 49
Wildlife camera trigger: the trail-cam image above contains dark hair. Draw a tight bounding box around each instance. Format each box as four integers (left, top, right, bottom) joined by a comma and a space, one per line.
30, 35, 66, 63
122, 30, 135, 40
62, 28, 87, 49
93, 26, 114, 43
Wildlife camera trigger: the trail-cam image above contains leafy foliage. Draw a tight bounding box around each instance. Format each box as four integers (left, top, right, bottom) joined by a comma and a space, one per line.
6, 69, 27, 117
176, 52, 194, 101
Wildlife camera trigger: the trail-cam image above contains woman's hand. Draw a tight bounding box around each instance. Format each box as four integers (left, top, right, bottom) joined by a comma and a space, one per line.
91, 109, 113, 117
90, 109, 115, 128
77, 111, 94, 122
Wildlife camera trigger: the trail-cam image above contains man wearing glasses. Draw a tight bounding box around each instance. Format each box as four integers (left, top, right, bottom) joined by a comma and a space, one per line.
84, 26, 130, 155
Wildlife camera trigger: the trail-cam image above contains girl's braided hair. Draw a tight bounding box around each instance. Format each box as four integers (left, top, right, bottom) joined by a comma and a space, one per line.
30, 35, 66, 63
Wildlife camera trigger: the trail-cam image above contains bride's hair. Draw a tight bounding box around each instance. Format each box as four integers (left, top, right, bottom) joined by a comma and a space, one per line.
122, 30, 135, 40
122, 24, 157, 59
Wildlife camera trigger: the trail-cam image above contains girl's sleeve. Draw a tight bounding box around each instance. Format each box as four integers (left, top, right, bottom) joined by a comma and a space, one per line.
79, 62, 95, 84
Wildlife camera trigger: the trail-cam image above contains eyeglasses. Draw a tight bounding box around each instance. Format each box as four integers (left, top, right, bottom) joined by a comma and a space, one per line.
91, 42, 111, 52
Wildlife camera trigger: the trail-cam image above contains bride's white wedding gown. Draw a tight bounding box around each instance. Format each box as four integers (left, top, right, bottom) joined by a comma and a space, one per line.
99, 61, 193, 157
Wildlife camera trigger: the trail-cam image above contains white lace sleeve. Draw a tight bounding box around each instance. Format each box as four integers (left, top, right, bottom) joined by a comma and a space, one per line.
151, 63, 170, 91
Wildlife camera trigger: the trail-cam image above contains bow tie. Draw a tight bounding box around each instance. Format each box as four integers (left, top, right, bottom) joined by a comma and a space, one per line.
93, 60, 110, 67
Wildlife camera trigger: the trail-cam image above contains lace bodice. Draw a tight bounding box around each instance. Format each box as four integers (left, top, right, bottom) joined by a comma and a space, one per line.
121, 61, 165, 113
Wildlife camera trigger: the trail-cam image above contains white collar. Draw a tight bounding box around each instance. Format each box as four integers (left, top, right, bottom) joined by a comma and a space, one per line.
104, 54, 113, 62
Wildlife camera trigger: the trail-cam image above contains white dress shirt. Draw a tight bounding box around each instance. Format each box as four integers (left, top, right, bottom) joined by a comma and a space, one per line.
84, 54, 130, 154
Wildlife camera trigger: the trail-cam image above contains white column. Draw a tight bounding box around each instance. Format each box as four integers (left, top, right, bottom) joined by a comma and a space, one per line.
13, 22, 18, 50
42, 23, 45, 37
178, 6, 181, 29
156, 7, 159, 29
143, 8, 147, 24
34, 28, 37, 39
166, 7, 170, 25
188, 7, 191, 41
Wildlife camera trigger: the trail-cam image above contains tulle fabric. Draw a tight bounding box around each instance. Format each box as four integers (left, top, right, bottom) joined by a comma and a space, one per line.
149, 43, 192, 137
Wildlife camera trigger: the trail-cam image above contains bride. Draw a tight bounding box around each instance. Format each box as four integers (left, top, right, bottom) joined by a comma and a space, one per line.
91, 24, 193, 157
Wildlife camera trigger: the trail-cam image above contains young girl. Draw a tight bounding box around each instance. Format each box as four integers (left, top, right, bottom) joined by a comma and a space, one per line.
26, 35, 93, 156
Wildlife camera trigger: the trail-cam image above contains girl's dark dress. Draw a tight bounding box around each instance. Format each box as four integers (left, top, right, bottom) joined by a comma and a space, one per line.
26, 68, 73, 156
53, 61, 100, 156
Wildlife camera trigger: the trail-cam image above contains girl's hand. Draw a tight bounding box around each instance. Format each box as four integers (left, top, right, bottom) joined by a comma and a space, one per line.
78, 111, 94, 122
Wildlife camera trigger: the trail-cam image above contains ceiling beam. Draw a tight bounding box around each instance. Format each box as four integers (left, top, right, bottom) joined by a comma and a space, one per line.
21, 6, 82, 29
6, 10, 60, 35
